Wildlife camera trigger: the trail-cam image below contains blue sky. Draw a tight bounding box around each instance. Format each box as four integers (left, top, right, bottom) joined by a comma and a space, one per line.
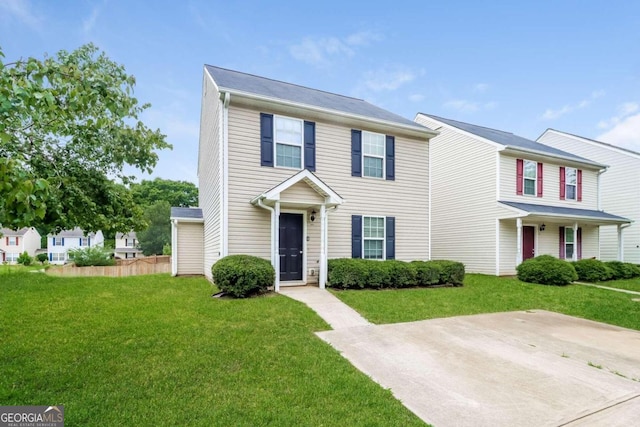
2, 1, 640, 185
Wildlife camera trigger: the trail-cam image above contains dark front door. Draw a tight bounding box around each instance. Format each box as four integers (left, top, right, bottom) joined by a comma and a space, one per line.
279, 213, 303, 281
522, 226, 535, 261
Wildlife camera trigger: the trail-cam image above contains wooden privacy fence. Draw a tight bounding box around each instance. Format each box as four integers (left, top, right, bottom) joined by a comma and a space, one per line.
48, 256, 171, 277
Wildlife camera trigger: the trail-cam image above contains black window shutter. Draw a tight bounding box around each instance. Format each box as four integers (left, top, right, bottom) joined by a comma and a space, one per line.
386, 136, 395, 180
260, 113, 274, 167
351, 215, 362, 258
386, 217, 395, 259
351, 130, 362, 177
304, 121, 316, 171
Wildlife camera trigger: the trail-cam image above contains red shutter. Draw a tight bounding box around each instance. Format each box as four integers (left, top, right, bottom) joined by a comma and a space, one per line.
577, 228, 582, 260
577, 169, 582, 201
559, 167, 566, 200
537, 163, 543, 197
15, 237, 19, 245
559, 226, 565, 259
516, 159, 524, 195
5, 237, 8, 245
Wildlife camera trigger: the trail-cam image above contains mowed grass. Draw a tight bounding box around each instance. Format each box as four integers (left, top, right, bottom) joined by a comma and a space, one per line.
595, 278, 640, 293
0, 273, 425, 426
331, 274, 640, 330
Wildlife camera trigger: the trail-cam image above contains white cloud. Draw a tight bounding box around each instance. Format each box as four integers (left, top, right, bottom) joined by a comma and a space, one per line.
362, 67, 416, 92
443, 99, 497, 113
289, 31, 382, 66
0, 0, 42, 29
597, 113, 640, 152
409, 94, 425, 102
541, 90, 605, 120
597, 102, 639, 129
474, 83, 489, 93
82, 6, 100, 34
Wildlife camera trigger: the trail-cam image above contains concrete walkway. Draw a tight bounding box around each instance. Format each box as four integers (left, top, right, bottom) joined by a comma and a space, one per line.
279, 287, 640, 426
278, 286, 370, 330
576, 281, 640, 296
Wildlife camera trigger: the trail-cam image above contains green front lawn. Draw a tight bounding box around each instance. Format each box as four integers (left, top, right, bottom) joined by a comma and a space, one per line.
0, 273, 424, 426
595, 278, 640, 293
331, 274, 640, 330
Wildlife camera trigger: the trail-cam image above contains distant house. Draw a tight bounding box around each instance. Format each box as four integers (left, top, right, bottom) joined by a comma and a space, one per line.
0, 227, 41, 263
47, 228, 104, 265
114, 232, 143, 259
171, 65, 437, 290
538, 129, 640, 263
414, 114, 631, 275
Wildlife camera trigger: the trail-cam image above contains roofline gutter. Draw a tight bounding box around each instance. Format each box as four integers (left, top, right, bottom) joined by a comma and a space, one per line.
501, 147, 608, 170
217, 86, 438, 139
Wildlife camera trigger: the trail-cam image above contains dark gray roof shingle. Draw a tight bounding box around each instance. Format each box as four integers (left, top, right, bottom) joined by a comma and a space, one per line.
499, 201, 630, 222
422, 114, 604, 166
206, 65, 430, 131
171, 207, 203, 219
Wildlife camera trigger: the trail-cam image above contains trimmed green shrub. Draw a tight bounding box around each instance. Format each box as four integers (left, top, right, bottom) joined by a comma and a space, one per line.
328, 258, 368, 289
69, 246, 115, 266
517, 255, 577, 286
365, 260, 392, 289
16, 252, 33, 266
36, 253, 48, 264
605, 261, 640, 280
386, 260, 417, 288
411, 261, 442, 286
431, 260, 465, 286
211, 255, 274, 298
572, 259, 611, 282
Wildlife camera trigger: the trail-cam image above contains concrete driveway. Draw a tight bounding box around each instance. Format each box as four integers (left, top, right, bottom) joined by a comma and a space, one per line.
316, 310, 640, 427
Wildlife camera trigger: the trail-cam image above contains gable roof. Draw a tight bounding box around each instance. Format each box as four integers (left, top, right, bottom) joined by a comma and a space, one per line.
170, 207, 203, 221
205, 65, 434, 134
1, 227, 31, 236
540, 129, 640, 159
48, 227, 100, 238
115, 231, 137, 240
420, 114, 606, 168
251, 169, 344, 206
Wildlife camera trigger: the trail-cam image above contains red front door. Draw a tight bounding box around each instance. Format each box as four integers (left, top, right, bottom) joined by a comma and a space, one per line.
522, 226, 535, 261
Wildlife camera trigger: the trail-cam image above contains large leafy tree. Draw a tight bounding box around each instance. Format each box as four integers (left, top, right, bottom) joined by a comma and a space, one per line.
137, 201, 171, 255
130, 178, 198, 208
0, 43, 171, 233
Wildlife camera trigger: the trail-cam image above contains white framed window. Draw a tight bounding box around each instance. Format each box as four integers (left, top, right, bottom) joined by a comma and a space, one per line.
8, 236, 17, 246
125, 239, 136, 247
565, 228, 575, 259
79, 237, 89, 246
6, 253, 19, 262
50, 253, 66, 262
363, 216, 385, 260
565, 167, 577, 200
523, 160, 537, 196
53, 238, 63, 246
274, 115, 303, 169
362, 131, 385, 178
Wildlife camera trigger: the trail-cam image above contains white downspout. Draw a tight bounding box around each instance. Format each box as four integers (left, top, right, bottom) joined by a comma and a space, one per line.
516, 218, 523, 265
323, 205, 339, 288
597, 168, 606, 211
255, 198, 277, 289
573, 222, 579, 262
222, 92, 230, 258
319, 205, 326, 289
618, 223, 632, 261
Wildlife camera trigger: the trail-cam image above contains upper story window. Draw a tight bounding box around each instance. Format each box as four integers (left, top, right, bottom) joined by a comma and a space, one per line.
53, 237, 63, 246
8, 236, 17, 246
363, 216, 385, 259
362, 131, 385, 178
523, 160, 537, 196
274, 116, 303, 169
79, 237, 89, 246
125, 239, 136, 247
565, 167, 577, 200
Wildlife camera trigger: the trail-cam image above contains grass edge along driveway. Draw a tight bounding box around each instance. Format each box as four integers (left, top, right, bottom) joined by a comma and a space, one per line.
0, 273, 426, 427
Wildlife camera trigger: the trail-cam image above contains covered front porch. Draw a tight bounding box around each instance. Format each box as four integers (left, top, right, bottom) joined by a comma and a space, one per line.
498, 201, 632, 274
250, 170, 344, 292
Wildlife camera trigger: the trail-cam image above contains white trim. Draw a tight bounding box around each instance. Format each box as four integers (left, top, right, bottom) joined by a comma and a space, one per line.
522, 223, 538, 259
279, 209, 308, 286
362, 215, 386, 260
522, 159, 537, 197
274, 201, 281, 292
171, 220, 178, 276
319, 205, 327, 289
222, 92, 230, 257
416, 114, 504, 150
252, 169, 344, 206
169, 217, 204, 223
361, 130, 386, 179
516, 218, 523, 265
428, 139, 432, 260
495, 149, 501, 201
273, 114, 304, 170
495, 218, 500, 275
564, 166, 577, 201
218, 95, 224, 260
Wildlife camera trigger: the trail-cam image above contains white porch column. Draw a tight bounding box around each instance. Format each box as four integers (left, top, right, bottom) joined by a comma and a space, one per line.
572, 222, 579, 262
274, 201, 281, 292
618, 224, 624, 261
516, 218, 523, 265
319, 204, 326, 289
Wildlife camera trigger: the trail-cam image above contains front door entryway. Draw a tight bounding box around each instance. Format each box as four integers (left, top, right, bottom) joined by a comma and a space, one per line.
522, 226, 535, 261
279, 213, 303, 281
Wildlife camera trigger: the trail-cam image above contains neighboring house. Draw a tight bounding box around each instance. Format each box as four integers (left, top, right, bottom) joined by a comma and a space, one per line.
0, 227, 41, 263
171, 65, 437, 289
114, 232, 143, 259
537, 129, 640, 264
171, 208, 204, 276
414, 114, 630, 275
47, 228, 105, 265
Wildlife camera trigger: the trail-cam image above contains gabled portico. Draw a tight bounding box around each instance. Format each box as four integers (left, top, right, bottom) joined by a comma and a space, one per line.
251, 169, 344, 292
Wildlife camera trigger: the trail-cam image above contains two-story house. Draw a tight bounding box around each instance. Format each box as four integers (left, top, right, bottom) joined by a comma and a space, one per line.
0, 227, 41, 263
114, 232, 143, 259
537, 129, 640, 264
414, 114, 631, 275
171, 65, 438, 290
47, 228, 105, 265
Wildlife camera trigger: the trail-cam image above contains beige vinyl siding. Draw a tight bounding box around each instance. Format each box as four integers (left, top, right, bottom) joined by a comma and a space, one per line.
198, 75, 223, 279
538, 130, 640, 263
415, 114, 499, 274
499, 219, 518, 275
500, 154, 599, 210
226, 105, 430, 271
280, 182, 325, 204
176, 222, 204, 275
